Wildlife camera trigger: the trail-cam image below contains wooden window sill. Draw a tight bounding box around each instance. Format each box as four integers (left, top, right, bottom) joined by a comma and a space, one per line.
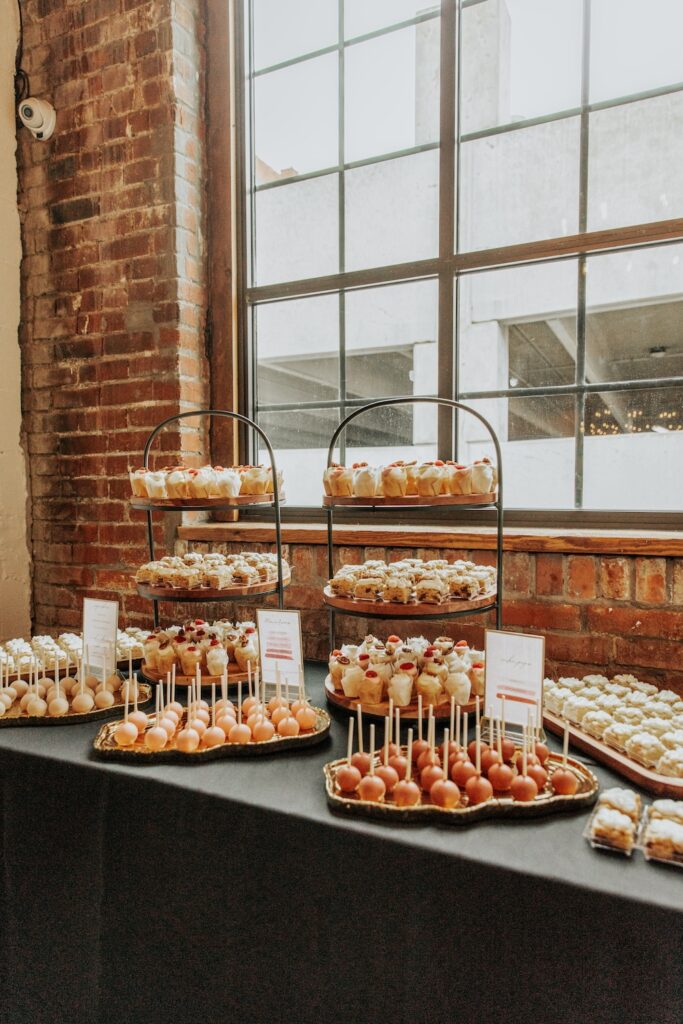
177, 522, 683, 557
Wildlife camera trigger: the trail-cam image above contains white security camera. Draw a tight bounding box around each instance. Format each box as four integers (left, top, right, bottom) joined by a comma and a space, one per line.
18, 97, 56, 140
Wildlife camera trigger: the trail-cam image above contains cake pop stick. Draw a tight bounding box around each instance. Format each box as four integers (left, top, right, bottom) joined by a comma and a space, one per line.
475, 723, 481, 774
450, 696, 455, 743
455, 705, 461, 748
247, 660, 252, 698
336, 717, 361, 793
368, 725, 376, 775
388, 697, 394, 744
114, 688, 138, 745
357, 723, 386, 801
406, 730, 414, 782
522, 725, 527, 775
418, 695, 423, 740
238, 681, 242, 723
384, 715, 390, 767
563, 722, 569, 766
443, 728, 449, 779
356, 703, 363, 754
172, 663, 176, 703
463, 711, 468, 752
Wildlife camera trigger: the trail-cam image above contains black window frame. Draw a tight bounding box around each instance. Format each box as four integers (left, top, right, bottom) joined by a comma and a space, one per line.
234, 0, 683, 529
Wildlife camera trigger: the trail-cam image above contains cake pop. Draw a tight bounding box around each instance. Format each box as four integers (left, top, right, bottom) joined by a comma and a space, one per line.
551, 724, 579, 795
393, 729, 421, 807
145, 687, 169, 750
525, 718, 548, 791
336, 718, 362, 793
228, 682, 252, 745
420, 715, 444, 792
510, 726, 539, 802
202, 684, 226, 748
357, 725, 386, 803
465, 724, 493, 805
467, 697, 489, 762
499, 697, 516, 763
94, 653, 115, 710
430, 728, 460, 809
411, 695, 430, 764
83, 647, 99, 691
114, 692, 139, 746
487, 719, 514, 792
451, 713, 477, 787
376, 715, 399, 795
351, 704, 371, 776
388, 708, 408, 780
176, 685, 200, 753
12, 664, 28, 701
71, 662, 95, 714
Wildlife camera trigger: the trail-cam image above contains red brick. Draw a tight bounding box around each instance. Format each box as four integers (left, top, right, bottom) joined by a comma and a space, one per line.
635, 557, 667, 605
586, 606, 683, 642
566, 556, 596, 599
535, 553, 564, 596
598, 557, 631, 601
503, 551, 530, 595
504, 601, 582, 632
543, 633, 613, 665
615, 638, 683, 672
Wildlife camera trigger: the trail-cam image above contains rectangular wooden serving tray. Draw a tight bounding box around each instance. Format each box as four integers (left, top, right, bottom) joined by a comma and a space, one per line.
543, 709, 683, 799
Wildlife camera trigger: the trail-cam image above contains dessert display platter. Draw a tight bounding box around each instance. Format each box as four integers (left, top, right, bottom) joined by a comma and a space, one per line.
545, 712, 683, 799
324, 707, 598, 826
93, 674, 331, 763
0, 659, 151, 728
136, 618, 262, 689
322, 492, 496, 507
322, 399, 504, 662
324, 677, 475, 720
323, 587, 496, 620
543, 672, 683, 798
325, 635, 484, 721
129, 408, 287, 628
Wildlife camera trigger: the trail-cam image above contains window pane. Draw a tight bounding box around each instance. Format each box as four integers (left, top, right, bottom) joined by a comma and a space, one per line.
345, 150, 439, 270
587, 92, 683, 231
255, 295, 340, 406
585, 245, 683, 384
254, 55, 338, 182
253, 0, 338, 71
258, 407, 340, 506
458, 395, 576, 509
345, 1, 438, 38
461, 0, 583, 136
459, 261, 578, 392
589, 0, 683, 104
343, 402, 437, 467
255, 174, 339, 285
458, 117, 580, 251
345, 21, 439, 163
584, 388, 683, 510
345, 279, 438, 399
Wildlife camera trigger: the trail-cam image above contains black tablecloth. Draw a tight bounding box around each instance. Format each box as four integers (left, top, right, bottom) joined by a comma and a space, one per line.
1, 663, 681, 1024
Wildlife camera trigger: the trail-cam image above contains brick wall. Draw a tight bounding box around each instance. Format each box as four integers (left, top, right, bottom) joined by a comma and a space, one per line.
176, 538, 683, 694
17, 0, 208, 632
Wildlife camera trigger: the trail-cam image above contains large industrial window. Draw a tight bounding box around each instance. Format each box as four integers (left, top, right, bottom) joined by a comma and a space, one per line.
240, 0, 683, 515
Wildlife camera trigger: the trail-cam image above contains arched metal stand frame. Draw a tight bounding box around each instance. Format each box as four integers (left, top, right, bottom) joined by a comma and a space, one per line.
325, 397, 504, 650
136, 409, 285, 627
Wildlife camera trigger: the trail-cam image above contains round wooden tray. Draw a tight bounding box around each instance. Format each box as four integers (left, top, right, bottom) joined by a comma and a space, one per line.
324, 751, 598, 825
322, 492, 496, 507
130, 494, 281, 511
544, 709, 683, 799
325, 674, 476, 720
92, 705, 331, 763
136, 573, 290, 603
140, 661, 250, 688
323, 586, 496, 619
0, 683, 152, 728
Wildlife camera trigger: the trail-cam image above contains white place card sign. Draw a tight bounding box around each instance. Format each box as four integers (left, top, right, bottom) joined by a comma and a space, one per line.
256, 609, 304, 691
82, 598, 119, 681
484, 628, 545, 729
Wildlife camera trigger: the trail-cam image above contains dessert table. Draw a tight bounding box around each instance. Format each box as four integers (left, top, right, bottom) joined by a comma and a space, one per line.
0, 663, 681, 1024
